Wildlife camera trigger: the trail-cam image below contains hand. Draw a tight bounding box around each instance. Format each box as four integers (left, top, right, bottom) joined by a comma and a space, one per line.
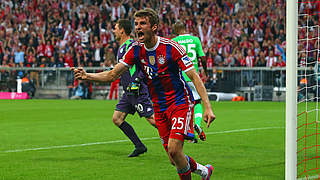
203, 108, 216, 128
126, 78, 141, 96
70, 67, 87, 80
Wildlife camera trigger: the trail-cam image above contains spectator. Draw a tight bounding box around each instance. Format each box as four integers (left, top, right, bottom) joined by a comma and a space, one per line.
14, 45, 24, 65
0, 59, 10, 80
275, 55, 286, 87
92, 36, 104, 67
21, 73, 36, 98
70, 80, 88, 100
244, 49, 255, 86
206, 66, 221, 92
213, 50, 223, 67
266, 50, 278, 67
77, 25, 91, 47
0, 0, 289, 91
107, 58, 120, 100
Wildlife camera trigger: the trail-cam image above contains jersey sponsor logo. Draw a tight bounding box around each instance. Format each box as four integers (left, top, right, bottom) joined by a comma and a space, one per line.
144, 66, 154, 79
158, 55, 165, 65
149, 55, 156, 65
182, 55, 192, 66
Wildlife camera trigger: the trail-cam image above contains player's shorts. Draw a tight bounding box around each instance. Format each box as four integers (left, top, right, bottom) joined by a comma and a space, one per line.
187, 81, 200, 101
155, 103, 195, 151
115, 93, 154, 118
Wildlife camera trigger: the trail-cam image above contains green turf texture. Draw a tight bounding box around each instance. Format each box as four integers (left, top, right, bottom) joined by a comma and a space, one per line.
0, 100, 286, 180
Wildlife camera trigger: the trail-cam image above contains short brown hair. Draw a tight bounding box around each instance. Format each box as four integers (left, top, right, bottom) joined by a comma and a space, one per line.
134, 8, 159, 32
117, 19, 132, 36
173, 21, 185, 35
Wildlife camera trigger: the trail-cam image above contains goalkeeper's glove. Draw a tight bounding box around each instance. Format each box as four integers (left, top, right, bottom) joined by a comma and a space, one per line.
127, 78, 141, 96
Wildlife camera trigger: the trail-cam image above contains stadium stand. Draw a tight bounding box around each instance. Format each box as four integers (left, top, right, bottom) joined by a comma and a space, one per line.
0, 0, 288, 100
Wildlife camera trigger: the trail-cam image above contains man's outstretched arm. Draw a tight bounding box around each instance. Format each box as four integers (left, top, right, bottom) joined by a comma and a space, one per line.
71, 63, 129, 82
185, 68, 216, 128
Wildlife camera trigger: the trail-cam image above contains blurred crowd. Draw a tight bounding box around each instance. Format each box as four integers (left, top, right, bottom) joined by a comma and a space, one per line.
0, 0, 290, 71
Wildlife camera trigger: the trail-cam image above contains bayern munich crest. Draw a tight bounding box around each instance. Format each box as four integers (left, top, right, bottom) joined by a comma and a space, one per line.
158, 55, 165, 64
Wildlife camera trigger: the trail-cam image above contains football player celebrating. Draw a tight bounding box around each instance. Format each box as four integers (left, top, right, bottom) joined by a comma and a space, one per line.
71, 8, 215, 180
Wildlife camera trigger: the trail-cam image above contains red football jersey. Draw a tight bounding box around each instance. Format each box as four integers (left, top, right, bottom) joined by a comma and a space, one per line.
120, 37, 195, 112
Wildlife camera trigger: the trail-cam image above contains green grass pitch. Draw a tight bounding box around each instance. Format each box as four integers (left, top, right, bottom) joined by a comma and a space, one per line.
0, 100, 286, 180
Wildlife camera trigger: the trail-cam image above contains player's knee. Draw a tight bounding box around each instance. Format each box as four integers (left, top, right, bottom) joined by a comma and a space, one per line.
167, 144, 179, 159
146, 117, 156, 127
112, 117, 123, 126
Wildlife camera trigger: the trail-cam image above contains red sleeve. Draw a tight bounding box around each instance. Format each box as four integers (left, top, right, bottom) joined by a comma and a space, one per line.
170, 41, 194, 72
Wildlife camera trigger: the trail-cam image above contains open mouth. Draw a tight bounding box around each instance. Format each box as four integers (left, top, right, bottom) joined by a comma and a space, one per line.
137, 31, 144, 40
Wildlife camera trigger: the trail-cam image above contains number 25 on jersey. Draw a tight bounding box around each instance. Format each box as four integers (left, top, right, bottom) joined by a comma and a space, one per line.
172, 117, 184, 130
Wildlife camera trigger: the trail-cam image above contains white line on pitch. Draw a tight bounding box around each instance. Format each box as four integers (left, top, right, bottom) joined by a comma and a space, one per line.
2, 127, 283, 153
298, 175, 320, 180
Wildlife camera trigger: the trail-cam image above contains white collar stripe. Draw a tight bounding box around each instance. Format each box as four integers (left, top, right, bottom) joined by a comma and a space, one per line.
160, 38, 185, 55
145, 36, 160, 51
160, 38, 185, 56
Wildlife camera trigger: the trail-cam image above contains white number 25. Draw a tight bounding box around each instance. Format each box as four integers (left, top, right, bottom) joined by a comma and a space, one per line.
172, 117, 184, 130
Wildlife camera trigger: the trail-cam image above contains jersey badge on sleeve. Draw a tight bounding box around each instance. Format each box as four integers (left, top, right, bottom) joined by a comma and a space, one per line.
182, 55, 192, 66
149, 55, 156, 65
158, 55, 165, 65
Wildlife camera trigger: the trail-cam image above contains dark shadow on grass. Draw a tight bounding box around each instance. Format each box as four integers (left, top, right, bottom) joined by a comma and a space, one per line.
219, 161, 285, 179
93, 149, 129, 158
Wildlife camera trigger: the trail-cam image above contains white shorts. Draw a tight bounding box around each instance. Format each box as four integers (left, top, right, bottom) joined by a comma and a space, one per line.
187, 81, 201, 101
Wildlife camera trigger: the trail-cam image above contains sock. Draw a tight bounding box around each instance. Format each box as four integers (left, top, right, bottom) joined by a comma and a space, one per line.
177, 163, 191, 180
186, 155, 208, 177
185, 155, 197, 172
194, 103, 203, 134
119, 121, 144, 148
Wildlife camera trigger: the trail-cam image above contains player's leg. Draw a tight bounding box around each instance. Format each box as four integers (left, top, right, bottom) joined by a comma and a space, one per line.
154, 111, 190, 179
167, 136, 213, 179
185, 155, 214, 180
114, 95, 147, 157
167, 138, 191, 180
112, 110, 147, 157
168, 104, 213, 180
145, 114, 157, 128
164, 144, 212, 179
187, 82, 206, 141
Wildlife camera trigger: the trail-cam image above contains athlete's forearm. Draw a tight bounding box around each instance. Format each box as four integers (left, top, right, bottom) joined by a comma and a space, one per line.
192, 76, 211, 109
86, 63, 129, 82
186, 69, 211, 109
86, 70, 118, 82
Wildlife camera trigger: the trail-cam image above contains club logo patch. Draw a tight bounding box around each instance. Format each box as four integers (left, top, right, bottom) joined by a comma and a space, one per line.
158, 55, 165, 64
182, 55, 192, 66
149, 56, 156, 65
